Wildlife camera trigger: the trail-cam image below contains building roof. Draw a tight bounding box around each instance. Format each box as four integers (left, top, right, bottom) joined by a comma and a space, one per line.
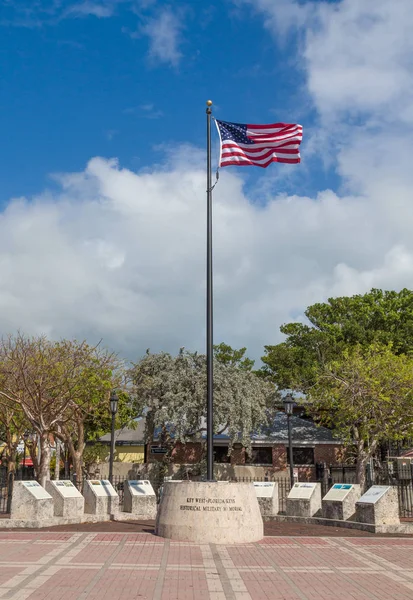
213, 413, 339, 444
99, 413, 340, 446
99, 418, 146, 444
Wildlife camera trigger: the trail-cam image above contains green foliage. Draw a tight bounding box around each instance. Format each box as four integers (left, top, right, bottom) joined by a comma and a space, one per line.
130, 348, 278, 455
261, 288, 413, 391
83, 443, 109, 471
213, 343, 255, 371
307, 343, 413, 485
83, 390, 135, 442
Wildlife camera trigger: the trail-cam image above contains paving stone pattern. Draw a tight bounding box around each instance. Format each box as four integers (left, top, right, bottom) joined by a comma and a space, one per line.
1, 532, 413, 599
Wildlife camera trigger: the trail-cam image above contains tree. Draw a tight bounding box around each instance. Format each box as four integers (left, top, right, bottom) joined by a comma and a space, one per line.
307, 344, 413, 489
0, 334, 119, 486
0, 403, 28, 474
214, 343, 255, 371
130, 348, 277, 459
261, 288, 413, 391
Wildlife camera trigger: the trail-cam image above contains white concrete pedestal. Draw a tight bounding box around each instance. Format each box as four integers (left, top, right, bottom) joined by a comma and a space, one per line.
156, 481, 263, 544
83, 480, 119, 516
322, 484, 361, 521
123, 480, 157, 519
286, 483, 322, 518
356, 486, 400, 526
253, 482, 279, 516
46, 480, 85, 518
11, 481, 54, 520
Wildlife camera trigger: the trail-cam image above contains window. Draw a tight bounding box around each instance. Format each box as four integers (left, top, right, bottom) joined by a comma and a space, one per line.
214, 446, 230, 463
245, 447, 273, 465
287, 447, 315, 465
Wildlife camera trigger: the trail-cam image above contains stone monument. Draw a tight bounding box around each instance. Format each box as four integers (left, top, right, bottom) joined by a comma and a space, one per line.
286, 482, 322, 517
123, 480, 157, 519
322, 484, 361, 521
83, 479, 119, 516
356, 485, 400, 526
46, 480, 84, 518
156, 481, 263, 544
253, 481, 279, 516
11, 481, 54, 521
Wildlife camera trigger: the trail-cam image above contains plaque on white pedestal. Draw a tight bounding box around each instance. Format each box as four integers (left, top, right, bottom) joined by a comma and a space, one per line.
286, 482, 321, 517
22, 481, 51, 500
322, 484, 361, 521
46, 480, 84, 518
123, 480, 157, 518
11, 481, 54, 520
358, 486, 390, 504
288, 483, 317, 499
129, 480, 155, 496
356, 485, 399, 526
83, 479, 119, 515
253, 482, 275, 497
324, 484, 353, 501
253, 482, 279, 516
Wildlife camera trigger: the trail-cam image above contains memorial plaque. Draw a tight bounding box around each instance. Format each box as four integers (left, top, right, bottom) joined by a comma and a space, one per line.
288, 482, 317, 500
22, 481, 52, 500
128, 480, 155, 496
156, 480, 263, 543
88, 480, 117, 497
83, 479, 119, 515
358, 486, 390, 504
253, 482, 275, 498
323, 484, 353, 502
49, 480, 82, 498
101, 480, 118, 497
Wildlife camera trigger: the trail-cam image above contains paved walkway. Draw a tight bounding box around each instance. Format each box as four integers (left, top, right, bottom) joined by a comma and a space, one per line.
1, 532, 413, 599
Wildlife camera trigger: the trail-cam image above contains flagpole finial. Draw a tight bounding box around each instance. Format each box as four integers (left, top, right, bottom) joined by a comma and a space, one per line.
206, 100, 213, 106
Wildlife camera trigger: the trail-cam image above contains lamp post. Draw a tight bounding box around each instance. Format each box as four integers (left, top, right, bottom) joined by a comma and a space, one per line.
283, 393, 295, 488
108, 390, 119, 484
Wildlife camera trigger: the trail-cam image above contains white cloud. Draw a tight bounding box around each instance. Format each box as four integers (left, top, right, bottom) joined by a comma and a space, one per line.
3, 0, 413, 362
140, 8, 184, 67
1, 146, 413, 361
65, 2, 115, 18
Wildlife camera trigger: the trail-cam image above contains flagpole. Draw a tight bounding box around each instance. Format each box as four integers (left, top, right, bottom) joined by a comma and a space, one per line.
206, 99, 214, 482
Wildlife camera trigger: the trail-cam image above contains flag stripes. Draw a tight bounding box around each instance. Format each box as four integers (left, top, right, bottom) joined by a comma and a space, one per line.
215, 120, 302, 168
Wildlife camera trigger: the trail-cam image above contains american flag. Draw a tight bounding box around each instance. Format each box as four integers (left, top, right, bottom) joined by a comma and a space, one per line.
215, 120, 302, 168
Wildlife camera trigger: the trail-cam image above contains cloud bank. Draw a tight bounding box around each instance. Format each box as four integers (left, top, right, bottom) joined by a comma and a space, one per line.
2, 0, 413, 361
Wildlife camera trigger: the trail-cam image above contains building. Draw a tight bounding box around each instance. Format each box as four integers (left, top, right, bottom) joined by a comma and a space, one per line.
150, 412, 344, 480
98, 418, 146, 463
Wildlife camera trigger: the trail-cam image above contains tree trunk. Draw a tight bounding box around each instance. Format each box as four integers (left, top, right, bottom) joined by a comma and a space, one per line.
356, 455, 368, 491
65, 438, 82, 489
54, 438, 60, 480
7, 450, 16, 476
356, 439, 378, 492
38, 434, 51, 487
28, 441, 39, 479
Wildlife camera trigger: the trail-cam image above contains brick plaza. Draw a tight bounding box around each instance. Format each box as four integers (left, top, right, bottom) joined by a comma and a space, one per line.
1, 530, 413, 599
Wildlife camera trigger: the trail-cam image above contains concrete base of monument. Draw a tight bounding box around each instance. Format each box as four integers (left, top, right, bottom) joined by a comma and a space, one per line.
155, 481, 263, 544
0, 514, 112, 529
264, 515, 413, 534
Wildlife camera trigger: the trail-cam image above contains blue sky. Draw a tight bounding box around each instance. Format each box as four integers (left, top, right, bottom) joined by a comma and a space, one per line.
0, 0, 334, 202
0, 0, 413, 361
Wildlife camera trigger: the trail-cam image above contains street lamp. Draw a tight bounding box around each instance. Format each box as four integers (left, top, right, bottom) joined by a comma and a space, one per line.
283, 393, 295, 488
108, 390, 119, 484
